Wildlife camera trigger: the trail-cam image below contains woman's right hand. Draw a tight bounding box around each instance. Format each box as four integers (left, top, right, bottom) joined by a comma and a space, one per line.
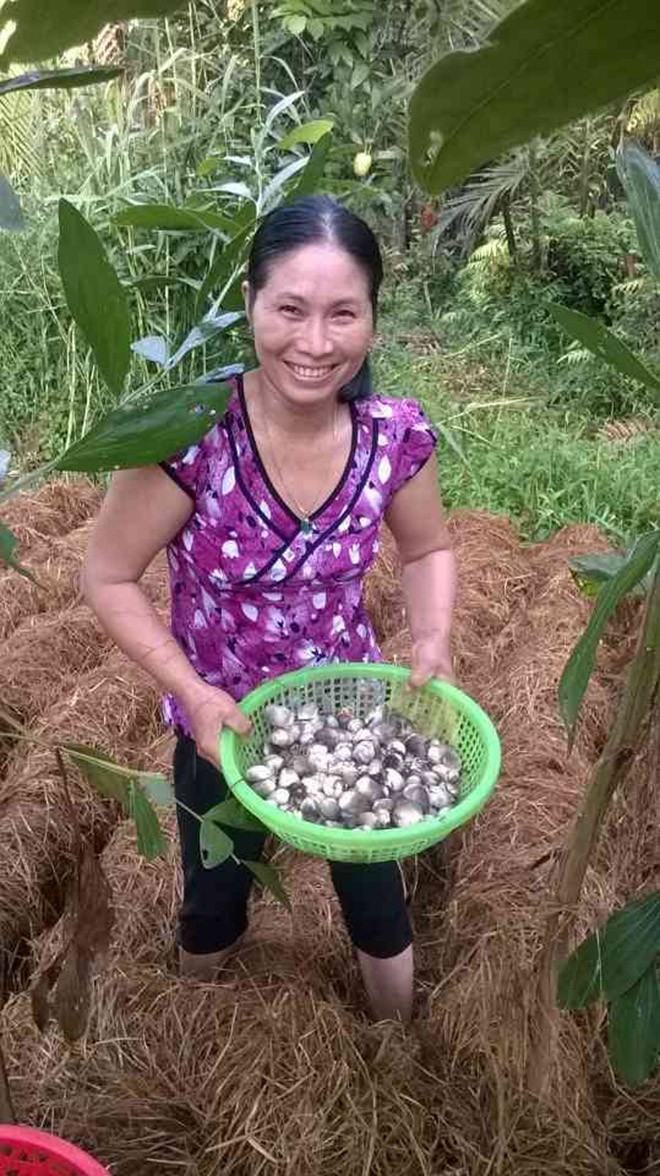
184, 682, 251, 768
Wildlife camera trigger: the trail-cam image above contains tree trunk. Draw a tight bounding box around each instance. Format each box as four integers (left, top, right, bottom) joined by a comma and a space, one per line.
501, 192, 518, 262
528, 142, 542, 272
529, 562, 660, 1095
579, 116, 592, 217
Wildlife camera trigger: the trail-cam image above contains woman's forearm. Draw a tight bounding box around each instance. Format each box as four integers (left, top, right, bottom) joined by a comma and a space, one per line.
401, 547, 457, 641
83, 578, 207, 708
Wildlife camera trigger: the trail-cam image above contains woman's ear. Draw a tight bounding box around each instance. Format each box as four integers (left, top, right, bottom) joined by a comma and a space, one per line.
242, 280, 252, 323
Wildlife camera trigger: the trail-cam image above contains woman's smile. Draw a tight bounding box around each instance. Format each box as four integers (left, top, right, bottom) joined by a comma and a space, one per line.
284, 360, 339, 382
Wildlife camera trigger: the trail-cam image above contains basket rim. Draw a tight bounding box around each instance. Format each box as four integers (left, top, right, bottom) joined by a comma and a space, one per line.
0, 1124, 108, 1173
220, 663, 501, 853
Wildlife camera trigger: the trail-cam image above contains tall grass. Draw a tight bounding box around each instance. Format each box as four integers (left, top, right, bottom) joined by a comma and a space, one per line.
0, 3, 658, 544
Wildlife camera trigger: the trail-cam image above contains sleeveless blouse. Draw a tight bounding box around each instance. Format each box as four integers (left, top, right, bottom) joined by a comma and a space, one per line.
159, 374, 437, 734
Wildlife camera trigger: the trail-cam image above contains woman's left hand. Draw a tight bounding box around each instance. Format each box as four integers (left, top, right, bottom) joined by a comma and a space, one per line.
408, 629, 454, 688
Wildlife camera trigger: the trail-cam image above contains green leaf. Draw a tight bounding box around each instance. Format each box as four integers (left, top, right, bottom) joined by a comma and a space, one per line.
127, 274, 199, 294
617, 139, 660, 282
558, 891, 660, 1009
549, 304, 660, 402
131, 335, 170, 365
195, 221, 254, 317
264, 94, 306, 135
278, 118, 334, 151
288, 132, 332, 200
436, 422, 470, 467
351, 60, 370, 89
56, 380, 232, 472
558, 532, 660, 745
202, 797, 264, 832
286, 14, 307, 35
63, 744, 131, 805
58, 199, 131, 398
0, 520, 37, 581
135, 771, 174, 805
242, 861, 291, 910
166, 312, 243, 370
0, 174, 24, 231
569, 550, 652, 599
128, 781, 169, 859
0, 67, 122, 96
261, 157, 308, 212
199, 819, 234, 869
408, 0, 660, 193
608, 963, 660, 1087
64, 744, 171, 853
0, 0, 185, 67
114, 202, 235, 233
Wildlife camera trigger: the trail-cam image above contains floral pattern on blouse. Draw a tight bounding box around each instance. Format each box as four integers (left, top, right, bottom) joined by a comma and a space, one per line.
159, 373, 437, 734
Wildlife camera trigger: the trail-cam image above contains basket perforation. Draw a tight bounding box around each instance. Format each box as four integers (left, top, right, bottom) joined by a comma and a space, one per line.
220, 664, 500, 863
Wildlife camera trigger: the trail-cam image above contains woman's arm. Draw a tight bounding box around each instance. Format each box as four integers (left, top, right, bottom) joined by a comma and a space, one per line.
384, 455, 456, 686
82, 467, 250, 762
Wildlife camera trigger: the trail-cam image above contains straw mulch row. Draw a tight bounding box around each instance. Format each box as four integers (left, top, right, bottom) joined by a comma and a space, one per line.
1, 479, 658, 1174
0, 651, 169, 997
1, 478, 172, 992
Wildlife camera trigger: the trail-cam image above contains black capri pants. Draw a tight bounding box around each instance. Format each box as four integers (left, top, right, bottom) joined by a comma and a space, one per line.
173, 733, 412, 959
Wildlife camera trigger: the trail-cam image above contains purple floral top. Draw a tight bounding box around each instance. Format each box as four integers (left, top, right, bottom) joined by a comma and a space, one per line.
160, 373, 437, 734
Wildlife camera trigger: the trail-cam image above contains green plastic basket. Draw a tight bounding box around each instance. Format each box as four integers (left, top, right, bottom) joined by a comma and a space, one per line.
220, 663, 501, 864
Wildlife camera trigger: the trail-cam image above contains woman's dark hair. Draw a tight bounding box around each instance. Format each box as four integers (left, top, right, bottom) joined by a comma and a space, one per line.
246, 195, 383, 400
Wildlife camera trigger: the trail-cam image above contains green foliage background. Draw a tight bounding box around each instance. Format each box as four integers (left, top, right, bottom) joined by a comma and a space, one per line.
0, 0, 658, 543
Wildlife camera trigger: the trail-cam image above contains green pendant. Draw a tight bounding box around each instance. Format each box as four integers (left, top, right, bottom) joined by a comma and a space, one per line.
300, 517, 313, 534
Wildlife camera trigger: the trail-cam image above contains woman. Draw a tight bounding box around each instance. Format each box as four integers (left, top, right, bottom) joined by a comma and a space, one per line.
82, 195, 456, 1021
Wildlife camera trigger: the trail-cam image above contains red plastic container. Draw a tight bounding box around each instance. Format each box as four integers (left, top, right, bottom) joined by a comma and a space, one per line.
0, 1126, 109, 1175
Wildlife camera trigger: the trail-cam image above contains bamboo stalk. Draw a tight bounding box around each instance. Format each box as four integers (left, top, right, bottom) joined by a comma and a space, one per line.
530, 562, 660, 1094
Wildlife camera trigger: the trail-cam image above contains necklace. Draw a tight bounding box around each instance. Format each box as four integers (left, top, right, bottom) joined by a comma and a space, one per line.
259, 400, 341, 534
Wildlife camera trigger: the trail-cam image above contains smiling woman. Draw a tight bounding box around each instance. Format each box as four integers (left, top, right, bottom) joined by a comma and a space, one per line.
81, 195, 457, 1022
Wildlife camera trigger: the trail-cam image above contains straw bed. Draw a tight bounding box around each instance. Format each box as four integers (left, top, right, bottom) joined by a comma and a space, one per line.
0, 482, 656, 1175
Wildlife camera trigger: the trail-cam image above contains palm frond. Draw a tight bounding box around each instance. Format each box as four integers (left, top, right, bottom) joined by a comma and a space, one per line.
557, 346, 593, 366
0, 90, 43, 179
627, 89, 660, 138
436, 151, 529, 246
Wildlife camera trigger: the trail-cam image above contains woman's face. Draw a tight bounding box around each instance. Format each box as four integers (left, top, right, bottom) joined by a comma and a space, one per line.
244, 241, 374, 408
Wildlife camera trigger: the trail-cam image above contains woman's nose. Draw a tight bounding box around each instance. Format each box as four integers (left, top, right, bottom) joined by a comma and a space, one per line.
300, 316, 333, 357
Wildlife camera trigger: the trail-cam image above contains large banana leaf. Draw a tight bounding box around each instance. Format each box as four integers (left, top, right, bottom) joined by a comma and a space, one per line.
558, 532, 660, 746
558, 890, 660, 1009
56, 381, 232, 472
58, 199, 131, 398
0, 67, 122, 96
0, 1, 184, 67
550, 305, 660, 402
409, 0, 660, 193
617, 139, 660, 282
608, 962, 660, 1087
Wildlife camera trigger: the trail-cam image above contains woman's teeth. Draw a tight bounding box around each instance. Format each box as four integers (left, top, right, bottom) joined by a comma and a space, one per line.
287, 363, 335, 379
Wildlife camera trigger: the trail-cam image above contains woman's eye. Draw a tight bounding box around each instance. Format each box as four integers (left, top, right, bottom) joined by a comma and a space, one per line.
334, 309, 355, 320
280, 304, 302, 316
